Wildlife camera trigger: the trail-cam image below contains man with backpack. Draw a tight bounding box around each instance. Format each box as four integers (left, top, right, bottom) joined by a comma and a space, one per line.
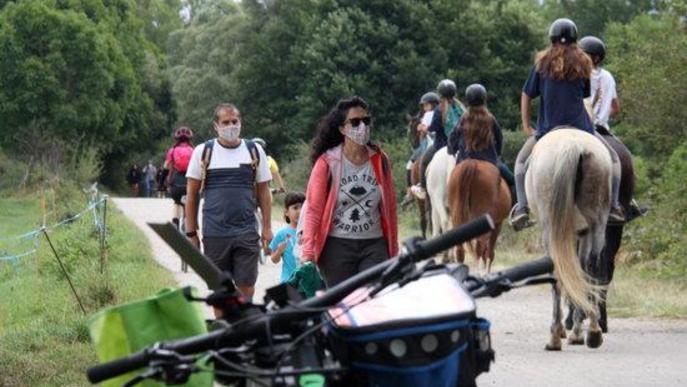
164, 126, 195, 228
184, 103, 273, 303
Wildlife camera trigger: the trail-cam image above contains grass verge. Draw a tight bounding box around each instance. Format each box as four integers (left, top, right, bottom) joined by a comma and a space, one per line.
0, 193, 176, 386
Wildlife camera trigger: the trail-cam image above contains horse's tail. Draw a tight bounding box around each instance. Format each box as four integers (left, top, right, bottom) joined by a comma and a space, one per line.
549, 145, 597, 315
456, 160, 480, 255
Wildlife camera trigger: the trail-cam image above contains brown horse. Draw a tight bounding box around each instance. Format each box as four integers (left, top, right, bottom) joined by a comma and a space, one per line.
447, 159, 511, 272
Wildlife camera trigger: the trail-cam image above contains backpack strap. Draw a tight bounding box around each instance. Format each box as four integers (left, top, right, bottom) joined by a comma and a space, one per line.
244, 139, 260, 173
199, 139, 215, 195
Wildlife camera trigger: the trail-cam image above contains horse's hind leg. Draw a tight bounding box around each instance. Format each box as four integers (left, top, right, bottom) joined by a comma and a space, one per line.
567, 307, 585, 345
585, 305, 604, 348
564, 299, 575, 331
546, 282, 565, 351
598, 288, 608, 333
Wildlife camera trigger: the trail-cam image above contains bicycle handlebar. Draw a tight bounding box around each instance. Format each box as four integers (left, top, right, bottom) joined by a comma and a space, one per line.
88, 215, 496, 384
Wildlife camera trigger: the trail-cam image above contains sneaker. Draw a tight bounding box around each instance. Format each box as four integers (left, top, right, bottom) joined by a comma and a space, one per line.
608, 205, 626, 225
625, 199, 648, 222
410, 184, 427, 200
509, 205, 535, 231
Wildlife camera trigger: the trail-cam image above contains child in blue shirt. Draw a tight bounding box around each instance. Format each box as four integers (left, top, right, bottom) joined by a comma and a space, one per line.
269, 192, 305, 283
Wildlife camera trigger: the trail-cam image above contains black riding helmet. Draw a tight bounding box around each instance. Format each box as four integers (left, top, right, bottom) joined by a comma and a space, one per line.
437, 79, 457, 99
419, 92, 440, 106
579, 36, 606, 64
549, 18, 578, 44
465, 84, 487, 107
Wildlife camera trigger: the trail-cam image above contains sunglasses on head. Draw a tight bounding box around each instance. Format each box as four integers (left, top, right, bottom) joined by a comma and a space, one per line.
347, 116, 372, 127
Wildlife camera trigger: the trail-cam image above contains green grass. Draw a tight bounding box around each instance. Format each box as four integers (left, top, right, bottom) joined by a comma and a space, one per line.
0, 194, 176, 386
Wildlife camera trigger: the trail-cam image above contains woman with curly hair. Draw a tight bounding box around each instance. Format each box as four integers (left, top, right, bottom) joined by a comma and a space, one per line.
300, 96, 398, 287
509, 18, 625, 230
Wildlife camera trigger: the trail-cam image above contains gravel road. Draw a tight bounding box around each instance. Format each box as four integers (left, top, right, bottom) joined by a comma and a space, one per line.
114, 197, 687, 387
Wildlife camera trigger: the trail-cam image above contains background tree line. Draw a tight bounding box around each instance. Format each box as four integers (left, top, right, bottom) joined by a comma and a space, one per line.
0, 0, 685, 263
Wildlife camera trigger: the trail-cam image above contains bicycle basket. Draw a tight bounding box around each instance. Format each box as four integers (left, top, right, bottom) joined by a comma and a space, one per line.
326, 268, 493, 387
87, 287, 213, 387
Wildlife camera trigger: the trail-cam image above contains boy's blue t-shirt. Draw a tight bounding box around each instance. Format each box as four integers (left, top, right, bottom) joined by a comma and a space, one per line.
269, 226, 298, 283
523, 66, 593, 139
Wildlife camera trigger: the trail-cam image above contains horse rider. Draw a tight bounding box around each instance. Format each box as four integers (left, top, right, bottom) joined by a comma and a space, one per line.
403, 91, 439, 204
447, 84, 514, 191
415, 79, 466, 200
579, 35, 645, 220
509, 18, 626, 231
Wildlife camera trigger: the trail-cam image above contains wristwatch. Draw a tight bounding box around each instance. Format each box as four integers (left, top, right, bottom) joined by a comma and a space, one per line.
185, 230, 198, 238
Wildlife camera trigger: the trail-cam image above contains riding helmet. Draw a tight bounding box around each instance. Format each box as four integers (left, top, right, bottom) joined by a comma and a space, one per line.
465, 84, 487, 107
174, 126, 193, 141
549, 18, 578, 44
579, 36, 606, 63
419, 92, 440, 106
437, 79, 457, 99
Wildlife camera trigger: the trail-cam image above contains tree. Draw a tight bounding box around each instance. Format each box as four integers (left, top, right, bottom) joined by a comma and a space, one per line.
605, 13, 687, 158
543, 0, 654, 38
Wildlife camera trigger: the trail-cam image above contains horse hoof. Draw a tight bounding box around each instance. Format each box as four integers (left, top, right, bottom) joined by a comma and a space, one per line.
545, 343, 562, 351
567, 335, 584, 346
586, 330, 603, 349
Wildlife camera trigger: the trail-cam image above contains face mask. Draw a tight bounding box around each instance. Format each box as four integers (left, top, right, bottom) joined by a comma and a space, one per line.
343, 123, 370, 146
217, 123, 241, 142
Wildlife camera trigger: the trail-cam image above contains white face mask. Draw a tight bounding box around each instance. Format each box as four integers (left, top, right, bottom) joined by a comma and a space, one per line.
343, 123, 370, 146
216, 123, 241, 142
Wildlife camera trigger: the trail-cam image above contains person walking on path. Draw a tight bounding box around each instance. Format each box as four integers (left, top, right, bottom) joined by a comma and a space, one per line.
156, 164, 168, 198
184, 103, 273, 302
126, 164, 142, 197
300, 96, 398, 287
164, 127, 195, 228
142, 160, 157, 198
269, 192, 305, 283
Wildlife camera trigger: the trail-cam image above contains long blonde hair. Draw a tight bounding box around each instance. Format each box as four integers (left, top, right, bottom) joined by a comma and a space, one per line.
535, 43, 592, 81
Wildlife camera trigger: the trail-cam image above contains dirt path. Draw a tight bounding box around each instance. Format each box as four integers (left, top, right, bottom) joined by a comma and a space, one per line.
114, 197, 687, 387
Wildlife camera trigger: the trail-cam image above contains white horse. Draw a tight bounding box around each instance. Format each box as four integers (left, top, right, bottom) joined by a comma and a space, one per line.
426, 147, 455, 253
526, 128, 610, 351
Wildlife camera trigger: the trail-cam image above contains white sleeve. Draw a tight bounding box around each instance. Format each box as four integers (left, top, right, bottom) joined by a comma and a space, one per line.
421, 111, 434, 127
610, 75, 618, 99
255, 144, 272, 183
185, 143, 205, 180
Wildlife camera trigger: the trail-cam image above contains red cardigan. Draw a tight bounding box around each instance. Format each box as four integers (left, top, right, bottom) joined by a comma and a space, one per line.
301, 144, 399, 263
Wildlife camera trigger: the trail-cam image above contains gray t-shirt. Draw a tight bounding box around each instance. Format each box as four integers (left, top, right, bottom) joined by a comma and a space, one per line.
329, 157, 383, 239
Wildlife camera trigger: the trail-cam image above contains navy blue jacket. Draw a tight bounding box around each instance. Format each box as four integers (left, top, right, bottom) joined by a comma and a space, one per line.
523, 66, 593, 139
448, 115, 503, 165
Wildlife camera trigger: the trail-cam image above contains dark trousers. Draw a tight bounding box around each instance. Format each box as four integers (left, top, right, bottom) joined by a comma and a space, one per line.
317, 237, 388, 287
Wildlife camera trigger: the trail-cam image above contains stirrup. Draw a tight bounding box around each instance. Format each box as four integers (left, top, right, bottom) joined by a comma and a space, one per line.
509, 205, 536, 231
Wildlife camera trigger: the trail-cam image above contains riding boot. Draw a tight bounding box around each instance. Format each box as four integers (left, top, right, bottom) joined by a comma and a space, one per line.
608, 168, 626, 225
626, 199, 649, 222
509, 171, 535, 231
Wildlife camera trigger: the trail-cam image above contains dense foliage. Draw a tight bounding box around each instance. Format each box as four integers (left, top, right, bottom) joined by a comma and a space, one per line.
0, 0, 684, 267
